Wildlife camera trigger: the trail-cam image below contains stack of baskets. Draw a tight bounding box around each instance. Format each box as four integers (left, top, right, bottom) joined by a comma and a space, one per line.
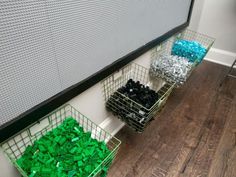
102, 28, 215, 133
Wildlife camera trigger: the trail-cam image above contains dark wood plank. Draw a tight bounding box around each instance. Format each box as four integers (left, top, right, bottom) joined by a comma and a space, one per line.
107, 61, 236, 177
178, 94, 233, 177
208, 97, 236, 176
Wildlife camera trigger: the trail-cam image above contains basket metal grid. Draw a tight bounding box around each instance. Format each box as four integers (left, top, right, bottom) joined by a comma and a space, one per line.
102, 63, 175, 132
0, 104, 121, 177
150, 29, 215, 87
150, 40, 198, 87
176, 28, 215, 51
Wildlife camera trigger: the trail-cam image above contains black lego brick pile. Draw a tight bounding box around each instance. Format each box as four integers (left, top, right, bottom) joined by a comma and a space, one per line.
106, 79, 159, 132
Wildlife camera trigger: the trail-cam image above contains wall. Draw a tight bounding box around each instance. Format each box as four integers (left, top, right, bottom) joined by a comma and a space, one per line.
189, 0, 236, 66
189, 0, 205, 31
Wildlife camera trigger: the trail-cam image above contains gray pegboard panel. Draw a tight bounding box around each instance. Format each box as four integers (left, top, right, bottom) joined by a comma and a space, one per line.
45, 0, 191, 89
0, 1, 61, 126
0, 0, 191, 126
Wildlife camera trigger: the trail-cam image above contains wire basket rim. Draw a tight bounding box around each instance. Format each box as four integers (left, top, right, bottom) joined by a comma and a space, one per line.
179, 28, 216, 42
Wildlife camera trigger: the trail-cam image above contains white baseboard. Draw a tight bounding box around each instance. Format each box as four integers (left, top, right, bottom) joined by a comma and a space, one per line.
204, 48, 236, 67
99, 117, 125, 136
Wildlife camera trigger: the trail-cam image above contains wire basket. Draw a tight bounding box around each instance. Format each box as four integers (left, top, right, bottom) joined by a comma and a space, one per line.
101, 63, 175, 133
0, 104, 121, 177
150, 29, 215, 87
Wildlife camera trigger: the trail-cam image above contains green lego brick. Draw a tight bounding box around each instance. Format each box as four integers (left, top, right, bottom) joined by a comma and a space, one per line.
68, 170, 76, 177
69, 147, 77, 154
41, 167, 51, 173
58, 137, 67, 146
73, 155, 82, 162
71, 137, 80, 142
77, 161, 83, 167
29, 171, 37, 177
39, 144, 47, 152
85, 165, 92, 172
31, 166, 41, 172
46, 158, 54, 165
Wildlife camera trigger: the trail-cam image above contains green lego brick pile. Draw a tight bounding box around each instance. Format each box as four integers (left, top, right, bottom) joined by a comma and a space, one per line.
16, 117, 112, 177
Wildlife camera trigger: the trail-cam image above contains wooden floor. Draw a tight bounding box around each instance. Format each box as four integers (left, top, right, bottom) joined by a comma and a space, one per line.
108, 61, 236, 177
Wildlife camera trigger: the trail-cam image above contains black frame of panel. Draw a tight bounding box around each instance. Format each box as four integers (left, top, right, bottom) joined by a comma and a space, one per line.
0, 0, 195, 143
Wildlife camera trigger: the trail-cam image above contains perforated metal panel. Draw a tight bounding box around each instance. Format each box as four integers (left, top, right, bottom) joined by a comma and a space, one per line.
48, 0, 192, 88
0, 0, 192, 126
0, 1, 62, 125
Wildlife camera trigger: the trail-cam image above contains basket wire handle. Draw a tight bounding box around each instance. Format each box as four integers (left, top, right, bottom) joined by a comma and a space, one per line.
29, 117, 51, 137
112, 69, 123, 81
